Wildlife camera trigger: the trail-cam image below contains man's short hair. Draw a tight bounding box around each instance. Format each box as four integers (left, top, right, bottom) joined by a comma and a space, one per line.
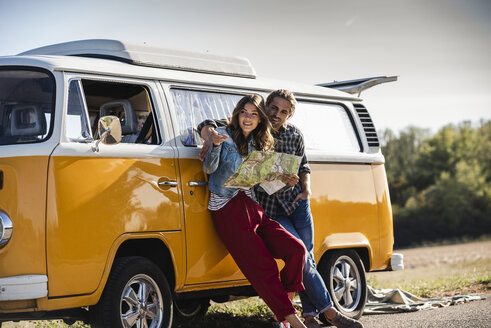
266, 89, 297, 116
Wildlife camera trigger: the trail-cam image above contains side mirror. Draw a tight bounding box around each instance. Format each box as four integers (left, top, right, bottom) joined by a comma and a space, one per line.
92, 115, 122, 152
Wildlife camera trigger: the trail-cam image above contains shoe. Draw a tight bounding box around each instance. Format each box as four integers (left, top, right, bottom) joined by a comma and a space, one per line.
280, 321, 291, 328
304, 317, 323, 328
327, 312, 364, 328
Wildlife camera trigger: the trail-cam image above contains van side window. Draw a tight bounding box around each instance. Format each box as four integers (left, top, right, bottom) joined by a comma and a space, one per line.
0, 69, 54, 145
66, 80, 92, 140
290, 101, 361, 153
71, 80, 160, 144
170, 89, 242, 146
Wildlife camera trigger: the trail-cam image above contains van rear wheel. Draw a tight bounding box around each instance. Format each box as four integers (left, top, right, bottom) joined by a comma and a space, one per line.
90, 256, 172, 328
318, 249, 367, 322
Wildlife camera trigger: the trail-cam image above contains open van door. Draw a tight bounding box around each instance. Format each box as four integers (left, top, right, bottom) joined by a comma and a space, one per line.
318, 76, 397, 97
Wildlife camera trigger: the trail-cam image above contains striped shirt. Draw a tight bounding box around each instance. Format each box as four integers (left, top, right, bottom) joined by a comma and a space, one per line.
208, 189, 255, 211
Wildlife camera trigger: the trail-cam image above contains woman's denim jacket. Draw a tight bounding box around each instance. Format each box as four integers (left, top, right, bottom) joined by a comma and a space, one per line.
203, 127, 256, 198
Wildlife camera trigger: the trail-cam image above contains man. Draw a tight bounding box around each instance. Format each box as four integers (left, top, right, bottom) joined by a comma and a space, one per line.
199, 90, 363, 328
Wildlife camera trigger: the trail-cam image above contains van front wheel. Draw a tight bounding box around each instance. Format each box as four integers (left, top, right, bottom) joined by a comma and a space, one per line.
90, 256, 173, 328
318, 249, 367, 321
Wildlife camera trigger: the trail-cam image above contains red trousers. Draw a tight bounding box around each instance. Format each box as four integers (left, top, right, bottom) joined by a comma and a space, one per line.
211, 191, 306, 321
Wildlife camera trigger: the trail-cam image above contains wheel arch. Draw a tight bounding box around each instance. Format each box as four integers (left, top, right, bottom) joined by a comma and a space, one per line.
317, 233, 372, 271
92, 233, 179, 307
113, 237, 176, 291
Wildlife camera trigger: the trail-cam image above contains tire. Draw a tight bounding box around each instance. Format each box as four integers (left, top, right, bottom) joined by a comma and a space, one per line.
173, 298, 210, 322
90, 256, 173, 328
318, 249, 367, 322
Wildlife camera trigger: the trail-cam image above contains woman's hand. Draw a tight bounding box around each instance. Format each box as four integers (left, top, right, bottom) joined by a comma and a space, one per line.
210, 131, 228, 146
199, 127, 228, 161
281, 173, 299, 187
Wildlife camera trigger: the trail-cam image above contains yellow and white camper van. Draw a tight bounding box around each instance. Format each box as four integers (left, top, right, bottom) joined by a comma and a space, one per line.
0, 39, 402, 328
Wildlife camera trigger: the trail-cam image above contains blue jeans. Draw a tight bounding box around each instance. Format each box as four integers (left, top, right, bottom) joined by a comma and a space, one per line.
275, 199, 332, 317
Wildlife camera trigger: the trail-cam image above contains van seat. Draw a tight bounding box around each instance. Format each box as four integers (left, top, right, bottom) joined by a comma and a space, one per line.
10, 105, 47, 137
99, 100, 137, 142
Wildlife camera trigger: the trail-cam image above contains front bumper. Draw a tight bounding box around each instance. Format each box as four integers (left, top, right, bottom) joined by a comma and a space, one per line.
0, 275, 47, 301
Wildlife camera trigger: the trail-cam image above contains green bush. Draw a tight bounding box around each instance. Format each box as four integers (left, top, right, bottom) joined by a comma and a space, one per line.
381, 120, 491, 247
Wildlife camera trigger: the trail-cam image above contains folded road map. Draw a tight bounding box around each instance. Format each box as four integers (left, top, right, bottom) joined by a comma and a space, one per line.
224, 151, 301, 195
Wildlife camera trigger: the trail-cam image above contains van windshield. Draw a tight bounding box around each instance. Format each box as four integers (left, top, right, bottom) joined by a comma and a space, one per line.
0, 69, 55, 145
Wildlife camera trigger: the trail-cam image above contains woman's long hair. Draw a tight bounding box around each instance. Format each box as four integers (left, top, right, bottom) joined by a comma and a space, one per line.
228, 94, 274, 157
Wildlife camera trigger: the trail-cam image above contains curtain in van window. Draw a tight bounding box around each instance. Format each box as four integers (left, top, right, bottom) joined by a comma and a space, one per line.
170, 89, 241, 146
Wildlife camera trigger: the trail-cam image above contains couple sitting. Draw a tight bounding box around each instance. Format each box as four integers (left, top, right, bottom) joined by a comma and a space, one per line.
200, 90, 363, 328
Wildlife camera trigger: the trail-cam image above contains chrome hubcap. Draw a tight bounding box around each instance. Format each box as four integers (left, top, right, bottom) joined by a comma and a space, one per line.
120, 274, 163, 328
332, 255, 361, 312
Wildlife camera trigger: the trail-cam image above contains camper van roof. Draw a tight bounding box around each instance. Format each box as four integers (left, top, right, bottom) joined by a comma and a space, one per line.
18, 39, 256, 79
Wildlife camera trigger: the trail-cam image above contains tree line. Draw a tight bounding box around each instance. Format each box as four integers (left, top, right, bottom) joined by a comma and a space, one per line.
380, 120, 491, 248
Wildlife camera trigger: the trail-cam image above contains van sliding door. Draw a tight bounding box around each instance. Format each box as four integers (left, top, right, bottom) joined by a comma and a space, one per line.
166, 87, 249, 286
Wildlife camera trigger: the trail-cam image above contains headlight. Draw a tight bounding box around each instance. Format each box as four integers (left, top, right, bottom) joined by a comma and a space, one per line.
0, 212, 13, 248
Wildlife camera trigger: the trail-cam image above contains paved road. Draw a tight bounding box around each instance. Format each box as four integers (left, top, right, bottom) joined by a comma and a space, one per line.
351, 293, 490, 328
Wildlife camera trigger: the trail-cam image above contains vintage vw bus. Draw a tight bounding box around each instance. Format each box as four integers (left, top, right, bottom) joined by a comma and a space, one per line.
0, 40, 402, 327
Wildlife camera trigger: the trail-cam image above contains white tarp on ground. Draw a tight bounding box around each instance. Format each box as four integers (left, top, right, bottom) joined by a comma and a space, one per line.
364, 286, 483, 314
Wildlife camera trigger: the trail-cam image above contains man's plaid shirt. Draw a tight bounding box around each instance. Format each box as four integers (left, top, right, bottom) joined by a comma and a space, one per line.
197, 119, 310, 219
254, 123, 310, 218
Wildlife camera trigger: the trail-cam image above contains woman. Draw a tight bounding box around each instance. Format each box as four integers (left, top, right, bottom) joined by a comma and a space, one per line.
203, 94, 307, 328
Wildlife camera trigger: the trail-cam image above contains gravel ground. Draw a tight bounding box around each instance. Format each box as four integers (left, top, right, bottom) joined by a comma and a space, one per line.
367, 240, 491, 291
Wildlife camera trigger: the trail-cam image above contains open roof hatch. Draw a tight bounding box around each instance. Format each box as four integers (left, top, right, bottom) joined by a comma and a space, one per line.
18, 39, 256, 78
317, 76, 397, 97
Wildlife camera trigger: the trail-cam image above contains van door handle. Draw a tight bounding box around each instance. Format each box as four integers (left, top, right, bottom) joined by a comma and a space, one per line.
158, 181, 178, 187
188, 181, 208, 187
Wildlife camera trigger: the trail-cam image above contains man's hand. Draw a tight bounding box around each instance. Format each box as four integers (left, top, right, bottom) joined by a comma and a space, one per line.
294, 190, 311, 202
293, 171, 312, 202
199, 126, 228, 161
281, 173, 299, 187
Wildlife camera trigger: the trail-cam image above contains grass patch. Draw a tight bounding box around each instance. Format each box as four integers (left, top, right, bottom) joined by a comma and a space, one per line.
176, 297, 274, 328
402, 274, 491, 298
176, 296, 304, 328
368, 272, 491, 298
7, 298, 276, 328
401, 234, 491, 249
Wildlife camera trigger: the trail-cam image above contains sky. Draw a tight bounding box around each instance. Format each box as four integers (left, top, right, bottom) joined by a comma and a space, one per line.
0, 0, 490, 134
